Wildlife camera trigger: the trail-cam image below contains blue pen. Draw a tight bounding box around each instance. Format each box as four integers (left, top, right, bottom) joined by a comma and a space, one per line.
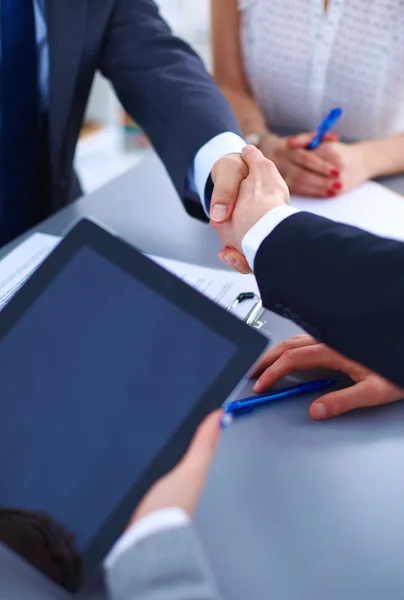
307, 107, 342, 150
223, 379, 337, 416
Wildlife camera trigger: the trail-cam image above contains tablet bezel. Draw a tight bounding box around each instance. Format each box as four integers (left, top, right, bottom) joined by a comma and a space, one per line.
0, 218, 268, 583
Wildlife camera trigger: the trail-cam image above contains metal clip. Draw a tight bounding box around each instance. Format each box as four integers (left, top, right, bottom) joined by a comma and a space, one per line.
227, 293, 265, 330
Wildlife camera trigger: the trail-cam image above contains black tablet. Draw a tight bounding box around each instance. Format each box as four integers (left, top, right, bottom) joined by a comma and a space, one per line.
0, 219, 267, 591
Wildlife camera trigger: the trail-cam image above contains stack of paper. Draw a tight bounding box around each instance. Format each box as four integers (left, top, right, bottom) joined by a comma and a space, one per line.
0, 233, 60, 310
0, 234, 259, 319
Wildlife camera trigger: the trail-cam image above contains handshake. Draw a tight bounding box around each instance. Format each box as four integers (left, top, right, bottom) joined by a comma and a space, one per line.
209, 150, 404, 421
209, 145, 291, 272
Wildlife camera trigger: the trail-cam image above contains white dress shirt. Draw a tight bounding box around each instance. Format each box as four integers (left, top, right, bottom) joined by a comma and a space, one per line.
105, 508, 190, 570
242, 205, 300, 270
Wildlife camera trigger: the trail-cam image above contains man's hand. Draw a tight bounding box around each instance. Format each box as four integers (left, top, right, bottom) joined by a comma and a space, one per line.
210, 146, 290, 272
252, 335, 404, 420
127, 410, 222, 527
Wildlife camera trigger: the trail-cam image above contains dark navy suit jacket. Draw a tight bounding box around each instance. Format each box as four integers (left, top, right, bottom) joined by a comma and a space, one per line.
254, 213, 404, 388
46, 0, 240, 220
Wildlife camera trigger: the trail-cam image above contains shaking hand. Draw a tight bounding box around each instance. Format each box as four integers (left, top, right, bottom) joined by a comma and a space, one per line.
210, 145, 290, 273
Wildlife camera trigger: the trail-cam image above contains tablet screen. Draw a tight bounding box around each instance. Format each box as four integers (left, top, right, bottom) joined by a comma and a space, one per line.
0, 245, 237, 577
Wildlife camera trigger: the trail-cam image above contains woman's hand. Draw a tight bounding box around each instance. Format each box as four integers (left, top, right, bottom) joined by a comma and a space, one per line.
252, 335, 404, 420
289, 135, 373, 195
261, 132, 341, 198
311, 141, 373, 193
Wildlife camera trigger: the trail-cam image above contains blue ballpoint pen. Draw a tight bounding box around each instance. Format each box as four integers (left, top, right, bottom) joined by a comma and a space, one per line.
307, 107, 343, 150
223, 379, 337, 416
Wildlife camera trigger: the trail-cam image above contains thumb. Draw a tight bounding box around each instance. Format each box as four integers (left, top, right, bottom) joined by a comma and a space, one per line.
310, 387, 364, 420
179, 410, 222, 480
240, 144, 267, 171
210, 154, 248, 223
310, 379, 404, 420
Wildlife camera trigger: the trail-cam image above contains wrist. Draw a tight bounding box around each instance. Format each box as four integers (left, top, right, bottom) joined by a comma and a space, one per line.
355, 140, 382, 179
241, 205, 300, 270
259, 133, 283, 159
244, 129, 271, 148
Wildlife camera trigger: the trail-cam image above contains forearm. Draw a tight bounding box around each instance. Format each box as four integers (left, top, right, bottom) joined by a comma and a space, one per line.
216, 85, 290, 166
358, 133, 404, 178
218, 84, 267, 137
102, 0, 241, 200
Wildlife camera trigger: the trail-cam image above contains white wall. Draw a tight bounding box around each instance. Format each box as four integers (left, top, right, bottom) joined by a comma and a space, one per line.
85, 0, 211, 126
158, 0, 210, 40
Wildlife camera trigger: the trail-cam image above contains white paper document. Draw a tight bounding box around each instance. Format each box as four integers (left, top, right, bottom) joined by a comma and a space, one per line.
0, 233, 61, 310
1, 179, 402, 314
291, 181, 404, 242
149, 254, 260, 319
0, 233, 259, 319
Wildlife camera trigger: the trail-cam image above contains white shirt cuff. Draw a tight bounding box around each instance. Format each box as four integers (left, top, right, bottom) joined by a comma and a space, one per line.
104, 508, 190, 570
193, 132, 246, 215
242, 206, 300, 271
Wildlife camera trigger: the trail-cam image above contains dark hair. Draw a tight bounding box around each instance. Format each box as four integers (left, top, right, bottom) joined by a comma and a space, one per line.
0, 508, 84, 592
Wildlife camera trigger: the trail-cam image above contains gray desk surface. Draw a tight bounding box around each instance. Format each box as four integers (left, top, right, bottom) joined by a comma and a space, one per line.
2, 151, 404, 600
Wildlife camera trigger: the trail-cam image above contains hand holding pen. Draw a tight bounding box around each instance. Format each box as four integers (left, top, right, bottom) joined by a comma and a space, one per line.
283, 107, 344, 197
259, 109, 343, 198
290, 111, 375, 197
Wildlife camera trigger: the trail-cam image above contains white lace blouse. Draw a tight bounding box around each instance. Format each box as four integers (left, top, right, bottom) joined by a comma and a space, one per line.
239, 0, 404, 139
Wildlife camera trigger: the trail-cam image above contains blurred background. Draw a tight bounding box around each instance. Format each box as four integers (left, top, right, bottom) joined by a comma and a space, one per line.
76, 0, 211, 194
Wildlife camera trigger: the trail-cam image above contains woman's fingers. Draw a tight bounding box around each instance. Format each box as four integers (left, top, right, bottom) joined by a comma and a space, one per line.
287, 166, 339, 198
288, 131, 340, 149
290, 148, 340, 178
288, 132, 315, 148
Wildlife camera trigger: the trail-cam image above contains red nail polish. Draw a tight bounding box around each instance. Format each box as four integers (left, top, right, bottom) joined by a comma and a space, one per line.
330, 169, 340, 177
327, 189, 336, 197
332, 181, 342, 191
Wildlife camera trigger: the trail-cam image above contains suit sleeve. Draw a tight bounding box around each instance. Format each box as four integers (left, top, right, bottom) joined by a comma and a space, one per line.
100, 0, 241, 217
105, 525, 223, 600
254, 212, 404, 388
